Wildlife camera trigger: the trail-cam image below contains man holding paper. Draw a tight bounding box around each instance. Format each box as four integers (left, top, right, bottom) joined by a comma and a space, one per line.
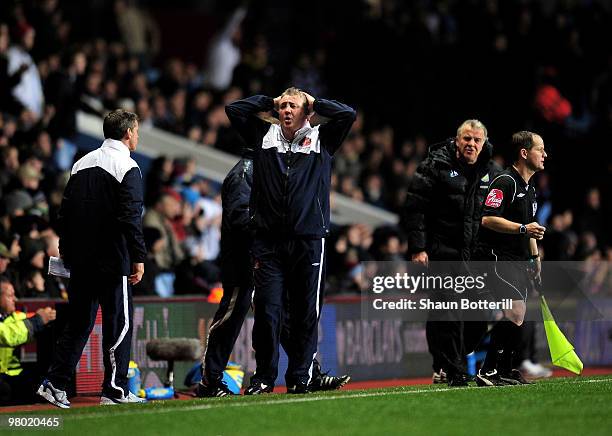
36, 109, 147, 408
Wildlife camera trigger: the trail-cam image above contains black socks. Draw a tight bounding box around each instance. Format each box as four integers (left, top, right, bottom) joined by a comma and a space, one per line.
482, 319, 523, 374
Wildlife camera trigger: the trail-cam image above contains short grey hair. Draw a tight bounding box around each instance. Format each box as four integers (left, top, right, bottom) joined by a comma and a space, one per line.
456, 119, 488, 140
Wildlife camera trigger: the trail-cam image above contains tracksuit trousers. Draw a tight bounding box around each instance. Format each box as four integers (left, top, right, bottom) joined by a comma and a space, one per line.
250, 236, 325, 387
47, 269, 133, 399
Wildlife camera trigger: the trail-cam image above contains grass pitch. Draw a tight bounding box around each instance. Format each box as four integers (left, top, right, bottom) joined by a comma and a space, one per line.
2, 376, 611, 435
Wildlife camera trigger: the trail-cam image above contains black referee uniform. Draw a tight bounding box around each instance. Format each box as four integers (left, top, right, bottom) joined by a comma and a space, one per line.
478, 166, 538, 296
475, 165, 537, 381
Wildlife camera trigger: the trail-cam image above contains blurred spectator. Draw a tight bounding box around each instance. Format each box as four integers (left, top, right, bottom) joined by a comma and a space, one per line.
578, 188, 607, 251
370, 226, 406, 261
142, 192, 184, 296
574, 231, 600, 262
0, 146, 20, 193
3, 190, 33, 219
133, 227, 164, 297
113, 0, 160, 69
535, 172, 552, 225
185, 195, 222, 263
363, 174, 386, 208
7, 22, 44, 119
543, 211, 577, 261
327, 224, 372, 294
144, 155, 174, 207
15, 236, 46, 296
80, 70, 105, 115
0, 23, 27, 116
44, 49, 86, 143
0, 243, 14, 277
22, 269, 46, 298
290, 51, 327, 98
203, 6, 247, 92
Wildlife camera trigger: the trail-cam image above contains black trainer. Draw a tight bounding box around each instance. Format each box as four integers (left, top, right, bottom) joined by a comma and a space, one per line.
310, 373, 351, 391
287, 383, 311, 394
499, 369, 534, 385
476, 369, 509, 387
244, 381, 274, 395
447, 373, 469, 387
196, 380, 234, 398
309, 359, 351, 391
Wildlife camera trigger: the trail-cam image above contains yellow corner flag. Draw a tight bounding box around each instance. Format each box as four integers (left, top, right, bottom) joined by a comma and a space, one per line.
540, 295, 583, 375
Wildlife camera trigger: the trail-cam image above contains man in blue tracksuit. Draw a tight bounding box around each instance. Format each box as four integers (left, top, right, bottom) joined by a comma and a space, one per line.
225, 88, 356, 394
197, 148, 350, 397
36, 109, 147, 408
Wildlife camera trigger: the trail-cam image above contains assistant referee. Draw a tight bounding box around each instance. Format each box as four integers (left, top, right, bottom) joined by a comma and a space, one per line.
474, 130, 547, 386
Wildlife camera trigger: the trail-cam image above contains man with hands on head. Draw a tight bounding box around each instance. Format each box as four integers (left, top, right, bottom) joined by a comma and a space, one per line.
475, 130, 547, 386
225, 87, 355, 394
197, 144, 350, 397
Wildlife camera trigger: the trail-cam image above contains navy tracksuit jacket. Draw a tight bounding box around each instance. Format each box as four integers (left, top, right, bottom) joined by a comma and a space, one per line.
202, 153, 255, 383
47, 138, 146, 399
225, 95, 356, 386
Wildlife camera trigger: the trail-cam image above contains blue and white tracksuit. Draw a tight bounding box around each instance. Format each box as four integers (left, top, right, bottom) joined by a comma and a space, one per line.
47, 139, 146, 399
225, 95, 356, 386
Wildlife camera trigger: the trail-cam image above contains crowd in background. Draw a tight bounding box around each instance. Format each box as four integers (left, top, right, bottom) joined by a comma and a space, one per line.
0, 0, 610, 298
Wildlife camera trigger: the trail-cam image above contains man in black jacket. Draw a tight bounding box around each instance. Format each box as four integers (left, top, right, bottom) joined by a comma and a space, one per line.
401, 119, 500, 386
36, 109, 147, 408
197, 148, 256, 397
225, 88, 355, 394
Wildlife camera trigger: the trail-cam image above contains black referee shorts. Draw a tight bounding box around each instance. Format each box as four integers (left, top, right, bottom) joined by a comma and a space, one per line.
476, 248, 530, 301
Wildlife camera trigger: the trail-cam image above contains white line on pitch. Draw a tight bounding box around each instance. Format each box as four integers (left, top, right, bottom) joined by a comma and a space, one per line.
65, 377, 612, 421
67, 387, 476, 420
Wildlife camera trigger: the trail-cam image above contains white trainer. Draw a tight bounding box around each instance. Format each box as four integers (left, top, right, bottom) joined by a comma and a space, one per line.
520, 359, 553, 378
100, 391, 147, 405
36, 379, 71, 409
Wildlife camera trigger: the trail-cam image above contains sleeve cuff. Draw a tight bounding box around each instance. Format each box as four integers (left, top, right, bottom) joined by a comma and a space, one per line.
24, 314, 45, 340
262, 96, 275, 111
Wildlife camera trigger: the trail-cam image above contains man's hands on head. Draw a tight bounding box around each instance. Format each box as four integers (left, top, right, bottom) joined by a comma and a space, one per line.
302, 91, 315, 114
36, 307, 56, 325
129, 262, 145, 285
273, 91, 315, 114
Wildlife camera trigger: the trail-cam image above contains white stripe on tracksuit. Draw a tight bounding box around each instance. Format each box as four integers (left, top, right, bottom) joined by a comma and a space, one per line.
109, 276, 129, 397
309, 238, 326, 382
201, 285, 242, 374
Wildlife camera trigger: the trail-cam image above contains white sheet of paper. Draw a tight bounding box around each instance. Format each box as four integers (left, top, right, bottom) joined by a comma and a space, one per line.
48, 256, 71, 278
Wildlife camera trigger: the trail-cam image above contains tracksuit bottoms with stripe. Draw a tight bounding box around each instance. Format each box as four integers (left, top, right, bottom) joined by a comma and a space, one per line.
249, 236, 325, 387
47, 270, 133, 398
203, 240, 325, 384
